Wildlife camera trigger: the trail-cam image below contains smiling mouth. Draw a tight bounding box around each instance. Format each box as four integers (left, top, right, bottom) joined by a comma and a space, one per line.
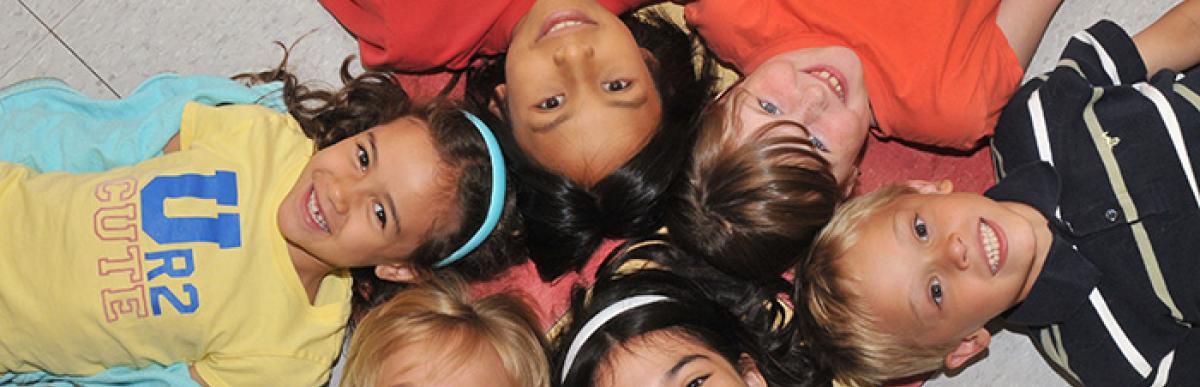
537, 10, 596, 42
307, 187, 330, 233
804, 67, 847, 102
979, 219, 1002, 275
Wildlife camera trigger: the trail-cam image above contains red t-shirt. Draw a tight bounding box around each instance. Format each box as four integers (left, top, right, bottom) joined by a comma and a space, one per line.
320, 0, 651, 72
683, 0, 1024, 149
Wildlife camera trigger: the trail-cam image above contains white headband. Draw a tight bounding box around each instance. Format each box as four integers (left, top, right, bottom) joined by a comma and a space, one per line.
560, 294, 672, 382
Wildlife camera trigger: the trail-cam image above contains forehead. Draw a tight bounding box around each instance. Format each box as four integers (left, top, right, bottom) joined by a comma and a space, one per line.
838, 199, 924, 334
521, 101, 662, 187
371, 118, 460, 237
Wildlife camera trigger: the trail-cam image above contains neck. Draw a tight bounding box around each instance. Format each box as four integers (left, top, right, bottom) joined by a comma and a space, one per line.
1010, 201, 1053, 302
286, 242, 333, 304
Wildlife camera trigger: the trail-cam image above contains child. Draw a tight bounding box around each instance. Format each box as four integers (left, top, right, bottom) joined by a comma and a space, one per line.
340, 273, 548, 387
552, 269, 821, 387
654, 0, 1058, 283
679, 0, 1061, 186
0, 62, 519, 386
664, 104, 842, 281
321, 0, 719, 280
795, 1, 1200, 384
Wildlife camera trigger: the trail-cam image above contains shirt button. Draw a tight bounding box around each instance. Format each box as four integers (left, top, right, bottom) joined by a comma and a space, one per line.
1105, 208, 1119, 222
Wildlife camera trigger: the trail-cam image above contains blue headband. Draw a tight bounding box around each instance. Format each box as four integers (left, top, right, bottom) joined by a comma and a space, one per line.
435, 111, 507, 267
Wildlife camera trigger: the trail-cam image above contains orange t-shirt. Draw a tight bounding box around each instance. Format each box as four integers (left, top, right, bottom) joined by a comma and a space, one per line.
320, 0, 652, 72
683, 0, 1024, 149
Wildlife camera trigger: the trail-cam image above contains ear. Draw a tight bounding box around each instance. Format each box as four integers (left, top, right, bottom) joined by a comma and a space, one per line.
903, 179, 954, 194
374, 264, 417, 283
489, 84, 508, 118
842, 167, 860, 197
943, 327, 991, 370
737, 354, 768, 387
639, 47, 660, 72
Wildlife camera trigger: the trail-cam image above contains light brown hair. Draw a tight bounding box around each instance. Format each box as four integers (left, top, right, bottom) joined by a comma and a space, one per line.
795, 184, 956, 386
665, 88, 843, 281
341, 273, 548, 387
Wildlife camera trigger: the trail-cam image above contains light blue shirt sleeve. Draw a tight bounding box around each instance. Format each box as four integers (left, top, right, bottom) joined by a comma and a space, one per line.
0, 363, 198, 387
0, 73, 285, 173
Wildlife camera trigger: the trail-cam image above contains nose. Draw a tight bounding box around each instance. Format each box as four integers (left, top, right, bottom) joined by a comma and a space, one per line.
554, 43, 595, 65
941, 232, 970, 271
324, 172, 359, 215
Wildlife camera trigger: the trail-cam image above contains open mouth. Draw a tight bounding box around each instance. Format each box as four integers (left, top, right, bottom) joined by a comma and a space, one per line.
978, 218, 1006, 275
803, 66, 847, 103
537, 10, 596, 42
307, 187, 330, 233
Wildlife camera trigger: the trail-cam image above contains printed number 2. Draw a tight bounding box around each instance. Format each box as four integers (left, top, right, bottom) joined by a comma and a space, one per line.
149, 285, 199, 315
141, 171, 241, 248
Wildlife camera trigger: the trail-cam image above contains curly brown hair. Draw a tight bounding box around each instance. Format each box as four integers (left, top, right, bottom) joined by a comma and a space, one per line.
236, 52, 525, 317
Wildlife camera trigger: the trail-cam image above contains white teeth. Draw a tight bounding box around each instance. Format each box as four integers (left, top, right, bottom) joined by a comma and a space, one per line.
808, 70, 845, 98
308, 190, 329, 233
548, 20, 584, 34
980, 221, 999, 274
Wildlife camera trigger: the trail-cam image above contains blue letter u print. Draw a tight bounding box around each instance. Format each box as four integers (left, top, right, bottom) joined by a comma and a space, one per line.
141, 171, 241, 248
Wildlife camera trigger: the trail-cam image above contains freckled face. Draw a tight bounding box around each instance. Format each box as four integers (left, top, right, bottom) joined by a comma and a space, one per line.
504, 0, 663, 186
839, 192, 1050, 345
595, 331, 762, 387
278, 117, 456, 271
727, 47, 872, 185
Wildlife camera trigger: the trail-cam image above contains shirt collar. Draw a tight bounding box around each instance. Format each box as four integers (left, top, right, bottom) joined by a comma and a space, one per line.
984, 162, 1101, 326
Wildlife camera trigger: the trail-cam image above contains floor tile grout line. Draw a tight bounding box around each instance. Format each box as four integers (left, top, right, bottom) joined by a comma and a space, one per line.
17, 0, 122, 98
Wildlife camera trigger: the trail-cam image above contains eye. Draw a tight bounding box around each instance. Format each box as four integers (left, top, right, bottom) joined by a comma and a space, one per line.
373, 202, 387, 227
603, 79, 631, 92
356, 144, 370, 171
686, 375, 711, 387
758, 99, 781, 115
810, 135, 829, 152
914, 216, 929, 241
930, 277, 944, 306
537, 95, 564, 110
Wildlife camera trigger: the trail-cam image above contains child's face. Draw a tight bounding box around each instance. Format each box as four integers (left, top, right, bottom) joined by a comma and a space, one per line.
503, 0, 663, 186
596, 331, 765, 387
279, 117, 454, 276
839, 187, 1050, 351
728, 47, 872, 185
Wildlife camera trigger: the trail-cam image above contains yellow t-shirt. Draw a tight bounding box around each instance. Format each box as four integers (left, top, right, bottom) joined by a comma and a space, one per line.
0, 103, 351, 387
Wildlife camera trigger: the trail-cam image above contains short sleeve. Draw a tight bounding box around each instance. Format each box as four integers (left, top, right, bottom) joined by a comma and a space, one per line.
1056, 20, 1146, 87
177, 102, 309, 155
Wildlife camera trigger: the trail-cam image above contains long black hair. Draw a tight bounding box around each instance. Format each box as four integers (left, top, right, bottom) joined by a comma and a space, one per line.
551, 267, 827, 387
236, 53, 525, 318
465, 10, 719, 281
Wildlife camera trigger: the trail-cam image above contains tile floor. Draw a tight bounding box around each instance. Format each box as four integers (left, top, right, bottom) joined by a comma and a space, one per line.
0, 0, 1184, 385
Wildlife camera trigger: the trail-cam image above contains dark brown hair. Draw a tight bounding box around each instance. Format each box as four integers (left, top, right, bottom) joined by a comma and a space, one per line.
236, 54, 525, 317
464, 10, 719, 281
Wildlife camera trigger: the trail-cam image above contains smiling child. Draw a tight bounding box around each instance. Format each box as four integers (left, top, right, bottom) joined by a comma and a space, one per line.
795, 1, 1200, 384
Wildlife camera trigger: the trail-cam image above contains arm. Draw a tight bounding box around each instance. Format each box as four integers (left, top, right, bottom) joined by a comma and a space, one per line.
995, 0, 1063, 69
163, 133, 182, 154
1133, 0, 1200, 76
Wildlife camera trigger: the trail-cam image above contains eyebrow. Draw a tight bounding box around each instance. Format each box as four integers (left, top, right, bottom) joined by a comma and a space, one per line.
664, 354, 708, 381
367, 132, 401, 235
530, 94, 650, 133
532, 113, 570, 133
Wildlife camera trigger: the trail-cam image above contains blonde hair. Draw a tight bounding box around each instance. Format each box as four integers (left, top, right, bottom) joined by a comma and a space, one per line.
796, 185, 956, 386
341, 274, 548, 387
